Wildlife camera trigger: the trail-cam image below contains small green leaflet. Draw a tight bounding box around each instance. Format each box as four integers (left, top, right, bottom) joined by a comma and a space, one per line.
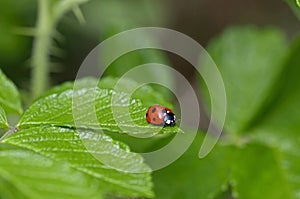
3, 126, 154, 198
0, 143, 102, 199
0, 69, 22, 114
0, 107, 9, 129
297, 0, 300, 7
18, 87, 181, 135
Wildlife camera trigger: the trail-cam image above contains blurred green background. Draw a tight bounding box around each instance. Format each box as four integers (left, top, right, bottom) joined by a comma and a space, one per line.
0, 0, 298, 90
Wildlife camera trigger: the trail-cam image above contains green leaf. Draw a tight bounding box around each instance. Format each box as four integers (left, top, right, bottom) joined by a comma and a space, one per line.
285, 0, 300, 20
0, 69, 22, 114
153, 133, 235, 199
200, 26, 287, 134
3, 126, 153, 198
0, 143, 102, 199
153, 133, 299, 198
231, 143, 297, 199
0, 106, 9, 129
247, 37, 300, 198
18, 87, 181, 135
248, 36, 300, 147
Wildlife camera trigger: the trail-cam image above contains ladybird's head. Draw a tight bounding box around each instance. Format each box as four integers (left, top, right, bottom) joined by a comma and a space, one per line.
163, 111, 176, 127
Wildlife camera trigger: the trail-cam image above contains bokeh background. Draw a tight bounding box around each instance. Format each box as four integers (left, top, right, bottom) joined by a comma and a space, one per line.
1, 0, 298, 88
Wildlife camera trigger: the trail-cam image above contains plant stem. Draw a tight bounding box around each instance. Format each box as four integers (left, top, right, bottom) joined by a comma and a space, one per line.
0, 128, 17, 142
31, 0, 53, 99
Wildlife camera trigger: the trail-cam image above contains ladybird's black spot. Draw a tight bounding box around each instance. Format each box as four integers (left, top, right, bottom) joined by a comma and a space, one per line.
152, 107, 156, 113
152, 118, 156, 121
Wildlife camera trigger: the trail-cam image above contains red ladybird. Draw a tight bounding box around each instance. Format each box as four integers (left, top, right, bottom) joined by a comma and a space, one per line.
146, 105, 176, 127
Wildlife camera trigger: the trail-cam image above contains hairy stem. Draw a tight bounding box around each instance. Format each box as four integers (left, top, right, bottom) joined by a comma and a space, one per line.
31, 0, 53, 99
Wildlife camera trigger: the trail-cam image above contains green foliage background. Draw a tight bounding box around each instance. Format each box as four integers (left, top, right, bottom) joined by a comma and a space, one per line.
1, 0, 300, 199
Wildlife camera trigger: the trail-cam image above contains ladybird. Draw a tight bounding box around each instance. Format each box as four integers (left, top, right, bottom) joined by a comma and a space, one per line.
146, 105, 176, 127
